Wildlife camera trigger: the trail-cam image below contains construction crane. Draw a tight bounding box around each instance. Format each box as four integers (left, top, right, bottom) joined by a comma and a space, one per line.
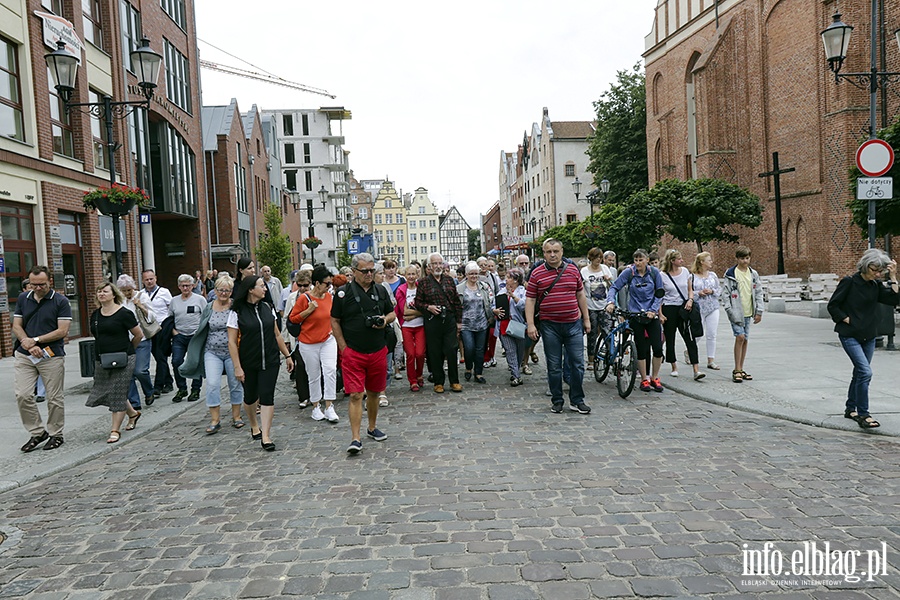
199, 60, 336, 99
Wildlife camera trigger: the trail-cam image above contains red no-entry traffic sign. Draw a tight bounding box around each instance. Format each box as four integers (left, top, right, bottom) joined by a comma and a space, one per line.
856, 139, 895, 177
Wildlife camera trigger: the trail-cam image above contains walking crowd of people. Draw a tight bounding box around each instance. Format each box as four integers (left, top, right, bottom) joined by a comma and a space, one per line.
11, 242, 898, 455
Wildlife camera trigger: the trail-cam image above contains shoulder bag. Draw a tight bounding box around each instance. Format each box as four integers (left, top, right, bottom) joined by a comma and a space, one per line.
135, 304, 160, 339
533, 267, 567, 324
505, 320, 527, 339
286, 293, 310, 338
666, 271, 703, 338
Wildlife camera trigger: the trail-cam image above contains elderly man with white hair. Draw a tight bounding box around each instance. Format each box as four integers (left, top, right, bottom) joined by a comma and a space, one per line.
169, 274, 208, 403
414, 253, 464, 393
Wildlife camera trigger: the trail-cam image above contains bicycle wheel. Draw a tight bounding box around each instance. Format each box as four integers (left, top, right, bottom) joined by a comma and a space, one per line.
616, 338, 638, 398
594, 336, 611, 383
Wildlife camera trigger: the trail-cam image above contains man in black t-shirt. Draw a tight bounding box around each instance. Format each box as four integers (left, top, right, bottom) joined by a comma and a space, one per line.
12, 266, 72, 452
331, 253, 396, 454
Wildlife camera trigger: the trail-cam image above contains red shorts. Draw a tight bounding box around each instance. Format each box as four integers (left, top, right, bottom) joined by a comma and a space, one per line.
341, 346, 388, 394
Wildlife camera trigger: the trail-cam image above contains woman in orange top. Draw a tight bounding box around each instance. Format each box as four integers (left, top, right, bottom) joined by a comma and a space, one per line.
289, 266, 338, 423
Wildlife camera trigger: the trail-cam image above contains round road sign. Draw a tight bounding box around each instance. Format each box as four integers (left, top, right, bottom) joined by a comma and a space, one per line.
856, 138, 895, 177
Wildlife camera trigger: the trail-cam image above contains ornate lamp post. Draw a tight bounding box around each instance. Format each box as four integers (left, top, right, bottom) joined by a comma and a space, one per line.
821, 9, 900, 247
46, 38, 162, 278
576, 177, 610, 217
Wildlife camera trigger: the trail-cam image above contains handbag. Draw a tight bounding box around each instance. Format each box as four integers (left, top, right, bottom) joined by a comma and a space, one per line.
666, 271, 703, 338
286, 293, 310, 338
100, 352, 129, 369
505, 320, 527, 339
136, 305, 161, 339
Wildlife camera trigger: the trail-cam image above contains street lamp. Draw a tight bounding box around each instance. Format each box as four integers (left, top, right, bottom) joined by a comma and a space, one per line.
576, 177, 610, 217
822, 7, 900, 247
538, 207, 545, 235
492, 222, 497, 255
46, 38, 162, 279
289, 188, 327, 265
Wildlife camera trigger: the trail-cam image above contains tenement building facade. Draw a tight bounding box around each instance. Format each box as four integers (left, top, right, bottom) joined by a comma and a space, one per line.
645, 0, 899, 275
0, 0, 207, 356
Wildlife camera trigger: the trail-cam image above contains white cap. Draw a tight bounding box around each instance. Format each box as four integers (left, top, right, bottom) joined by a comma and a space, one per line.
300, 264, 313, 271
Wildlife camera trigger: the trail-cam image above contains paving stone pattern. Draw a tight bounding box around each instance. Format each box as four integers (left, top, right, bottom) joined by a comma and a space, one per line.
0, 362, 898, 599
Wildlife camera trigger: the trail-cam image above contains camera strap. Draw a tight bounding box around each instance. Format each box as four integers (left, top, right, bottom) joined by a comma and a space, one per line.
347, 281, 382, 315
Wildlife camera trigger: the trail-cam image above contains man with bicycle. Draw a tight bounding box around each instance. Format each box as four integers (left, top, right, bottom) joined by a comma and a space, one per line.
605, 249, 665, 392
525, 238, 591, 414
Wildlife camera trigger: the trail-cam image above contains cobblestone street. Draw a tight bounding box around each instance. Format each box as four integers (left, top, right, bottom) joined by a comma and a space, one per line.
0, 365, 898, 599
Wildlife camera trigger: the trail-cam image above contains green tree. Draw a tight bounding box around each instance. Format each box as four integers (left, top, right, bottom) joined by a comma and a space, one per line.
849, 119, 900, 237
585, 62, 648, 204
254, 204, 292, 284
629, 178, 763, 253
336, 235, 352, 269
468, 229, 481, 261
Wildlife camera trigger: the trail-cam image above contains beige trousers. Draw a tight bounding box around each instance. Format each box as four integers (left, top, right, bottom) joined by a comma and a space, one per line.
15, 354, 66, 437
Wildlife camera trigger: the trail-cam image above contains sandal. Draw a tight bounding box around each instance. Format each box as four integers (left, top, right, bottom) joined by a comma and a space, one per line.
125, 411, 141, 431
232, 418, 245, 429
740, 371, 753, 381
530, 352, 539, 364
107, 430, 121, 444
206, 422, 221, 434
732, 370, 743, 383
844, 410, 859, 420
854, 414, 881, 429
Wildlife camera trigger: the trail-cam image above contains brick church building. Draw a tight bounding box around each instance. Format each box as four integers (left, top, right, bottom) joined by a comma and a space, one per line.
644, 0, 900, 276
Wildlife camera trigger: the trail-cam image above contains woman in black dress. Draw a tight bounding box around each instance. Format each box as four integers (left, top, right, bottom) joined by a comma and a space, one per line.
86, 282, 143, 443
228, 276, 294, 451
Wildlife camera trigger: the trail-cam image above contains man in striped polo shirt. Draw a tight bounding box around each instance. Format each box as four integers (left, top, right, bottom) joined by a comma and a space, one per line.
525, 239, 591, 414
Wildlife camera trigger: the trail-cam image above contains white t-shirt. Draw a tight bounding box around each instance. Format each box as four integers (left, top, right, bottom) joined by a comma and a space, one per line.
662, 266, 692, 306
581, 265, 608, 311
402, 287, 424, 328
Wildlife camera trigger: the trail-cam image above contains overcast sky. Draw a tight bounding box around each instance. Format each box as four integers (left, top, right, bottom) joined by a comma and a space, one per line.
195, 0, 659, 229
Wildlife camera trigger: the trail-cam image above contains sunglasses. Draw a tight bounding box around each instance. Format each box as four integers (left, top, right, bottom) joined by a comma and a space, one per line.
354, 268, 376, 275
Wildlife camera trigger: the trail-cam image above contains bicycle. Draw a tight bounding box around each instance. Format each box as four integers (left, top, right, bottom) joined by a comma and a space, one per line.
593, 309, 642, 398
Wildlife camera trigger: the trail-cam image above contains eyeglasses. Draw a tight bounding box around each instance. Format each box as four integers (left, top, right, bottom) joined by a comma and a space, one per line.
179, 284, 193, 288
216, 288, 231, 293
354, 268, 376, 275
298, 283, 310, 288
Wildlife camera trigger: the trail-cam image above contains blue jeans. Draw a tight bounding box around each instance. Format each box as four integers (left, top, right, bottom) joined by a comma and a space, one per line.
460, 328, 488, 376
204, 351, 243, 407
839, 336, 875, 416
541, 320, 585, 406
172, 333, 202, 392
128, 338, 154, 409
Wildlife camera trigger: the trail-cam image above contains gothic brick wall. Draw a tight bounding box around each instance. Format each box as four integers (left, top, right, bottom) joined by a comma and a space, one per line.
645, 0, 900, 277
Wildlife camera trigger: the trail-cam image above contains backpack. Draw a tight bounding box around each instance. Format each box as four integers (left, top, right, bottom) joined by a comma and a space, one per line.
286, 293, 310, 338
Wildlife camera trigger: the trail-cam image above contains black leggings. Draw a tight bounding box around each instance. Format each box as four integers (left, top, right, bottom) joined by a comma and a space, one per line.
242, 364, 280, 407
662, 305, 699, 365
631, 318, 663, 361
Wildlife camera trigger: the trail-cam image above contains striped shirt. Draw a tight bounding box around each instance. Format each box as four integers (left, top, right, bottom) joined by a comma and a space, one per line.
526, 261, 583, 323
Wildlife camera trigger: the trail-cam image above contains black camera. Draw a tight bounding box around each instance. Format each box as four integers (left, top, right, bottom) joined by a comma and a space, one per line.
366, 315, 385, 328
439, 306, 447, 318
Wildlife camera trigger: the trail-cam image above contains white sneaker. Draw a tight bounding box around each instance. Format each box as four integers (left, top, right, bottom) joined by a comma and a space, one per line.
311, 405, 325, 421
324, 405, 339, 423
670, 371, 679, 377
378, 394, 389, 407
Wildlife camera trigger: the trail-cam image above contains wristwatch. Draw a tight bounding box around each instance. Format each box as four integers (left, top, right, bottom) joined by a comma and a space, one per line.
33, 336, 41, 344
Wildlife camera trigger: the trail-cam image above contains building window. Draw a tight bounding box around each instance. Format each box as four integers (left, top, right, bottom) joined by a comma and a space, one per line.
42, 0, 66, 14
375, 214, 382, 225
410, 233, 416, 242
304, 170, 313, 192
282, 114, 293, 136
429, 219, 436, 227
235, 144, 247, 212
430, 233, 436, 241
409, 220, 416, 229
285, 170, 297, 191
386, 231, 393, 242
351, 194, 358, 204
119, 1, 142, 71
284, 143, 295, 164
419, 220, 426, 228
566, 213, 577, 224
164, 39, 191, 113
397, 230, 403, 242
385, 214, 393, 224
421, 246, 427, 254
358, 208, 367, 219
128, 107, 149, 191
89, 90, 109, 170
83, 0, 104, 49
0, 37, 24, 142
396, 213, 403, 223
418, 206, 425, 214
160, 0, 186, 29
301, 113, 309, 135
431, 245, 437, 253
303, 143, 310, 163
239, 229, 250, 255
47, 67, 74, 156
565, 164, 575, 177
